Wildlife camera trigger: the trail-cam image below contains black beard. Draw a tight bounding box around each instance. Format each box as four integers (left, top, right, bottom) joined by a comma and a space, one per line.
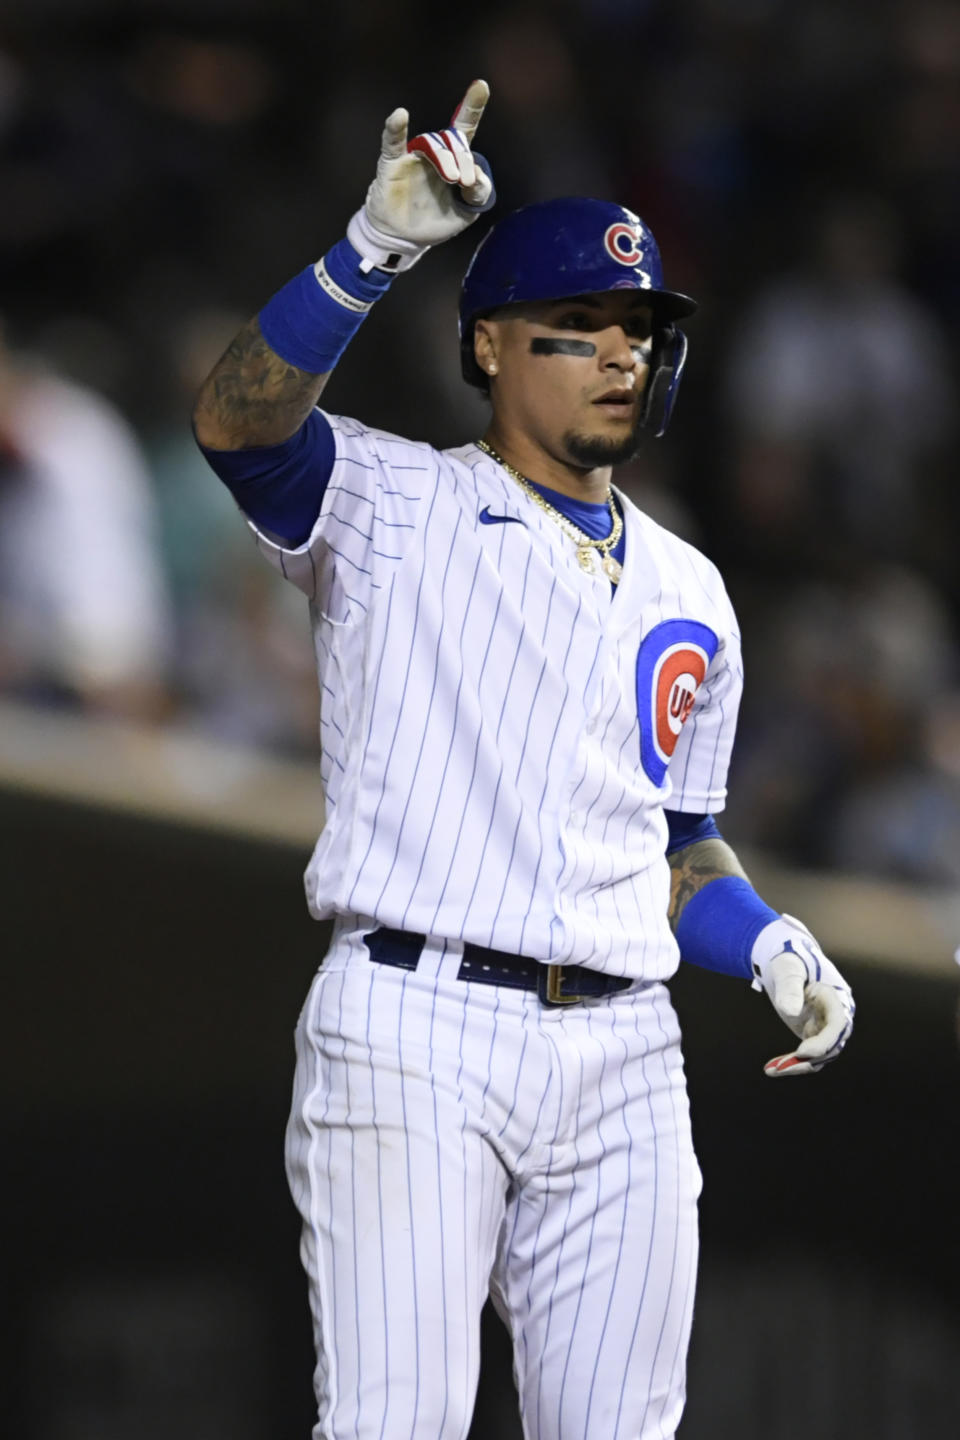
562, 418, 645, 468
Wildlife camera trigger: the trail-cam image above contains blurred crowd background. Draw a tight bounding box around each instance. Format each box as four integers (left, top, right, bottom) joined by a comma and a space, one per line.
1, 0, 958, 884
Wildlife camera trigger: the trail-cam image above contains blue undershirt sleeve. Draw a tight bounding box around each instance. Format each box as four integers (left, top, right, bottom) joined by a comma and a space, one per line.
197, 408, 336, 546
664, 810, 721, 853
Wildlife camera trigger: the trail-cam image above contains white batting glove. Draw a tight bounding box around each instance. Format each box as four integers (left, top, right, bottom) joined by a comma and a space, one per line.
347, 79, 495, 275
751, 914, 855, 1077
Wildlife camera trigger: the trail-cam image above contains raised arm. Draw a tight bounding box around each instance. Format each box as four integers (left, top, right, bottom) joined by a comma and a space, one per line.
192, 79, 494, 453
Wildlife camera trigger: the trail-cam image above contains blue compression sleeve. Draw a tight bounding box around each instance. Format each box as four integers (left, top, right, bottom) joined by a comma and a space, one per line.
675, 876, 779, 980
198, 409, 335, 545
258, 238, 394, 373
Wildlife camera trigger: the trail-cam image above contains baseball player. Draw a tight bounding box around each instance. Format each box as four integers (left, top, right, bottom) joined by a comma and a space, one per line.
193, 80, 854, 1440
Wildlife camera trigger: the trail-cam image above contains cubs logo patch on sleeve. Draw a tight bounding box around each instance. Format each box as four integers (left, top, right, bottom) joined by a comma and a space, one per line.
635, 618, 719, 786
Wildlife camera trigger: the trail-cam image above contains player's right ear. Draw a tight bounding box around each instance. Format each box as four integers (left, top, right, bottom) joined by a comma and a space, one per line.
473, 319, 500, 381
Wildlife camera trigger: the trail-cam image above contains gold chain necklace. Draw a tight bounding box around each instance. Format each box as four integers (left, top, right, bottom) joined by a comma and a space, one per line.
476, 439, 623, 583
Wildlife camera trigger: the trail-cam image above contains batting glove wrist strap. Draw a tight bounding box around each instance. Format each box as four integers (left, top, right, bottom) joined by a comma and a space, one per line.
751, 914, 856, 1077
346, 206, 431, 274
258, 238, 394, 374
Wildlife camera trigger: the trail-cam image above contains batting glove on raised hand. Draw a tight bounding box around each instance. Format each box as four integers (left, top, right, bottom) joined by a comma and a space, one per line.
751, 914, 855, 1077
347, 79, 495, 275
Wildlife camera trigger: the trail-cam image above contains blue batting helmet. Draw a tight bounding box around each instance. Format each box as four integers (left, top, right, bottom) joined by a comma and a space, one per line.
459, 197, 697, 436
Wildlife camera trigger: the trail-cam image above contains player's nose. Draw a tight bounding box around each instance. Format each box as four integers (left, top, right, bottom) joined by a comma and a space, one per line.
598, 324, 645, 373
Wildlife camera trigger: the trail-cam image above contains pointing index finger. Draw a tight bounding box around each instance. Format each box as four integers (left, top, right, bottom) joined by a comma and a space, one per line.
380, 106, 409, 159
451, 78, 490, 142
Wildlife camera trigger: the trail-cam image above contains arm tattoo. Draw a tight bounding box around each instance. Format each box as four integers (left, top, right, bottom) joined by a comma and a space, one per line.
667, 838, 749, 932
192, 316, 329, 450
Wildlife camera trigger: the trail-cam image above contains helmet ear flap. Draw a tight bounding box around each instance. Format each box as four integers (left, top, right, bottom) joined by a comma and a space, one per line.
641, 323, 688, 437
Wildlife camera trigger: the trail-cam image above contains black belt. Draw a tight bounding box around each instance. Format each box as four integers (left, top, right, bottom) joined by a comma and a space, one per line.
363, 927, 633, 1007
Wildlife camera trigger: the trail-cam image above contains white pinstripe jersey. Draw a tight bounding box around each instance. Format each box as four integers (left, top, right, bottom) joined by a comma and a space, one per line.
252, 411, 743, 980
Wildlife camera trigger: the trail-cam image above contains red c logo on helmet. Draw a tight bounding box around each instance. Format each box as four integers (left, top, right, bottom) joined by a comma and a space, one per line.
604, 222, 646, 267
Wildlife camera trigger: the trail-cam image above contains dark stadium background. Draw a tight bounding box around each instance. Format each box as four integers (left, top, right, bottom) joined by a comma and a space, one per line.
2, 2, 958, 1436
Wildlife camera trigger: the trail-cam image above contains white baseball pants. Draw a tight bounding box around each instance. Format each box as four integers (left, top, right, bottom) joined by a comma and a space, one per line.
285, 922, 702, 1440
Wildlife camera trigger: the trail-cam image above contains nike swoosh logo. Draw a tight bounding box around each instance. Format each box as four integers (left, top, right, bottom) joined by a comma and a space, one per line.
479, 506, 525, 526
